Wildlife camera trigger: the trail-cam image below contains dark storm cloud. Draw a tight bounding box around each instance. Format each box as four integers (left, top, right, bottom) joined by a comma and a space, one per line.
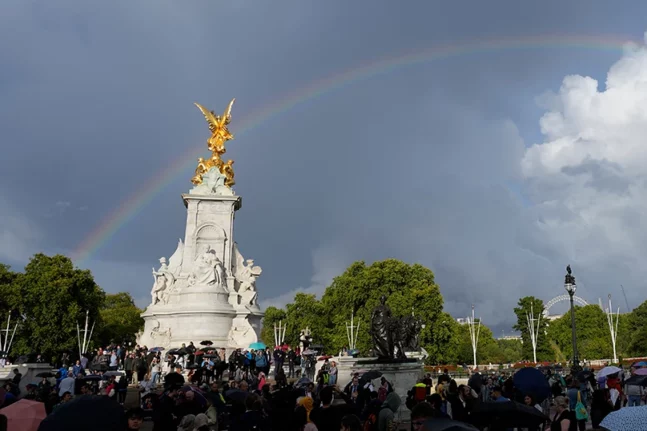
3, 0, 647, 335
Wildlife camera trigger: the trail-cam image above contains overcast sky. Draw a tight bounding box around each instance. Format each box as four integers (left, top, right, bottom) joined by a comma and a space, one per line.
2, 1, 647, 334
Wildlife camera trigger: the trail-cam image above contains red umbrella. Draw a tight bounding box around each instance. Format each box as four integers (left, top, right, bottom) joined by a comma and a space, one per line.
0, 399, 47, 431
318, 355, 333, 361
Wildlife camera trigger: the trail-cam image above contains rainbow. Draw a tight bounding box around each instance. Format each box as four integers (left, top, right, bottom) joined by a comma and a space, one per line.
72, 33, 641, 265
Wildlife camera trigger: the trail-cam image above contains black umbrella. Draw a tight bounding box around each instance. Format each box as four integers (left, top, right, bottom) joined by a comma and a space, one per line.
36, 372, 55, 378
225, 389, 249, 403
359, 370, 383, 384
471, 401, 548, 428
625, 374, 647, 387
37, 395, 126, 431
167, 348, 181, 355
82, 375, 103, 381
164, 372, 185, 388
200, 340, 214, 346
90, 363, 108, 372
295, 377, 312, 388
422, 418, 478, 431
513, 368, 551, 403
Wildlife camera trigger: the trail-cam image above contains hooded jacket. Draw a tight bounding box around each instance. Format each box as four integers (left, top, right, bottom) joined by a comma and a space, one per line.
378, 392, 401, 431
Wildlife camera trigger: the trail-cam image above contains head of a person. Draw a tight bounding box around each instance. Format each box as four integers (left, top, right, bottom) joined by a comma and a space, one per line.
427, 393, 443, 410
524, 394, 535, 406
61, 391, 72, 402
443, 368, 448, 374
126, 408, 144, 430
239, 381, 249, 392
306, 382, 314, 393
340, 414, 362, 431
320, 386, 334, 406
12, 369, 18, 375
554, 396, 569, 413
185, 390, 195, 402
411, 402, 435, 430
210, 382, 219, 392
352, 376, 359, 386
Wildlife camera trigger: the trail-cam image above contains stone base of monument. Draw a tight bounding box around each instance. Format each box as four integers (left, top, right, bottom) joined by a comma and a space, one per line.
333, 356, 423, 425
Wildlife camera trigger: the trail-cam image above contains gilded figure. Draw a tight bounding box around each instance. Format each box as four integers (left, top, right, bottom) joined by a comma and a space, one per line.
192, 99, 237, 186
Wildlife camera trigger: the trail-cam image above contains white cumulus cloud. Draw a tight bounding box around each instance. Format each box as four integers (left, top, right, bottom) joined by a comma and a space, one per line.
522, 34, 647, 307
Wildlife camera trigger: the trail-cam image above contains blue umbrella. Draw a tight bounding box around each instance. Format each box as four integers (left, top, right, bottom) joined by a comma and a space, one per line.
600, 405, 647, 431
512, 367, 551, 403
249, 342, 266, 350
632, 361, 647, 367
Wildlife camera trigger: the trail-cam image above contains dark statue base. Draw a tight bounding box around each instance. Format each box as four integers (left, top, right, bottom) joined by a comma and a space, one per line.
357, 358, 418, 364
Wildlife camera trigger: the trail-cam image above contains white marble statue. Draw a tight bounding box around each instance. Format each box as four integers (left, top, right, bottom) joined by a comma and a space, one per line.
189, 167, 234, 196
151, 239, 184, 305
228, 316, 257, 347
233, 244, 262, 307
189, 245, 226, 289
150, 320, 172, 348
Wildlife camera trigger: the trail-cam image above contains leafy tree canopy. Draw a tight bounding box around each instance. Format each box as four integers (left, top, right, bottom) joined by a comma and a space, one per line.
513, 296, 552, 361
12, 254, 106, 361
96, 292, 145, 348
0, 254, 145, 363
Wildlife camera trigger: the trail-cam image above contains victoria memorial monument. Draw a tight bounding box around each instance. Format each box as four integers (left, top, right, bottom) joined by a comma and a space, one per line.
138, 99, 264, 350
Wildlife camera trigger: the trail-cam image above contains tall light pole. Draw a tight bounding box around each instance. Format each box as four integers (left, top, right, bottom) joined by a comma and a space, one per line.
467, 305, 481, 369
564, 265, 580, 373
526, 303, 542, 363
605, 294, 620, 364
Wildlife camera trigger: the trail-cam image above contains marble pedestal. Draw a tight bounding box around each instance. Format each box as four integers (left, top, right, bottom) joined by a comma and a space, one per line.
334, 356, 423, 423
139, 176, 264, 351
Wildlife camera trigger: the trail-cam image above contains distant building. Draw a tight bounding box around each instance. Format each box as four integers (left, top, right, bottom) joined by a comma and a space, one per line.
498, 335, 522, 341
456, 317, 469, 325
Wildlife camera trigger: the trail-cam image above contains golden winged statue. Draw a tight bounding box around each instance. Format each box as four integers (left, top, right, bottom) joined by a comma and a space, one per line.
191, 99, 237, 186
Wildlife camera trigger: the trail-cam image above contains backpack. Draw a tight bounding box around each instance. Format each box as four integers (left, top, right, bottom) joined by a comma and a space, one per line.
575, 391, 588, 420
378, 386, 388, 402
364, 405, 389, 431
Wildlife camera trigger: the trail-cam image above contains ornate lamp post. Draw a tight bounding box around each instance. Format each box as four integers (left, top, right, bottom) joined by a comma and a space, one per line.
564, 265, 581, 374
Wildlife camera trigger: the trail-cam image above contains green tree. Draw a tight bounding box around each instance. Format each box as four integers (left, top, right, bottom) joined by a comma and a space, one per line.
513, 296, 551, 361
425, 312, 461, 364
96, 292, 144, 348
260, 306, 287, 348
495, 339, 523, 363
12, 254, 106, 362
546, 305, 613, 361
283, 293, 331, 349
454, 321, 499, 365
0, 264, 20, 318
320, 259, 444, 363
627, 300, 647, 356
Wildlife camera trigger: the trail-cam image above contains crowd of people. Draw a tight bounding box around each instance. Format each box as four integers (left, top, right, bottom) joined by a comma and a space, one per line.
2, 342, 647, 431
404, 364, 647, 430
